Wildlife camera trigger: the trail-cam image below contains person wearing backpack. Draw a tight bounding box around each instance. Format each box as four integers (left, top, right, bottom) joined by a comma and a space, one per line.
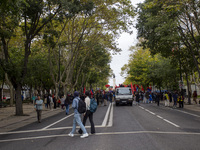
68, 91, 89, 138
78, 91, 96, 135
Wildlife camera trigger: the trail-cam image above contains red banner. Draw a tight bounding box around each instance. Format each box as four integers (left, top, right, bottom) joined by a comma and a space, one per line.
141, 85, 144, 92
83, 87, 86, 94
131, 83, 134, 94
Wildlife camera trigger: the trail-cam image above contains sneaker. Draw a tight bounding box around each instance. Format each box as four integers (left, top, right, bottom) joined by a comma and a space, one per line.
80, 133, 89, 138
68, 133, 74, 137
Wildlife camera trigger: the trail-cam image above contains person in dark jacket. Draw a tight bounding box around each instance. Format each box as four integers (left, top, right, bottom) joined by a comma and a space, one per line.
53, 94, 57, 109
172, 92, 178, 108
79, 91, 95, 134
96, 91, 100, 105
135, 92, 140, 105
155, 92, 160, 106
65, 94, 70, 115
169, 92, 172, 103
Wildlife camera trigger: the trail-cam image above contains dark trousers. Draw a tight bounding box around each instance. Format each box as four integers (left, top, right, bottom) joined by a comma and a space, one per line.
47, 102, 51, 109
179, 101, 184, 108
157, 100, 160, 106
36, 110, 42, 122
79, 110, 95, 134
54, 102, 56, 109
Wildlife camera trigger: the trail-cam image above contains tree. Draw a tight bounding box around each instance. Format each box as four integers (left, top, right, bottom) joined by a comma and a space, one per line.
43, 0, 135, 96
136, 0, 200, 78
121, 45, 179, 91
121, 46, 152, 89
0, 0, 94, 115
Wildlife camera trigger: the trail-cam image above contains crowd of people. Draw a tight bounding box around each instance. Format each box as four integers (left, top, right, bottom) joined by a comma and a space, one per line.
33, 90, 115, 138
133, 90, 198, 108
33, 88, 198, 139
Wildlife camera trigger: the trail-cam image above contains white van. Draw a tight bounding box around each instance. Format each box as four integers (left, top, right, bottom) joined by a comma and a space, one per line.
115, 87, 133, 106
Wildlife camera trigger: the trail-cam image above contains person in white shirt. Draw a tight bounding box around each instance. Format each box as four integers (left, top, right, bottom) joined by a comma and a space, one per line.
78, 91, 95, 134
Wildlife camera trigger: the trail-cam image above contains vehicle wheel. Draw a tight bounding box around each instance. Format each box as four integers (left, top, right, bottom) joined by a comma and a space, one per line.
116, 103, 119, 106
130, 103, 133, 106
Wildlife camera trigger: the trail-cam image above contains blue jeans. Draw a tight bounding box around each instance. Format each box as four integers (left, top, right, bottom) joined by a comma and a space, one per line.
71, 114, 87, 134
65, 104, 69, 114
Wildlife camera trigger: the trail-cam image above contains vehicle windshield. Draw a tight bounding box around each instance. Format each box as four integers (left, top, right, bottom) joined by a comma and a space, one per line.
116, 88, 132, 95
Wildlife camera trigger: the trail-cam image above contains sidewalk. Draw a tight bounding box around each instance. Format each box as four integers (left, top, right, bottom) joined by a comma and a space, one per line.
0, 103, 65, 133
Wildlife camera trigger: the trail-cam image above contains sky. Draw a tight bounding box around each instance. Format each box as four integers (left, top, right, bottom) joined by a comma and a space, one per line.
108, 0, 145, 87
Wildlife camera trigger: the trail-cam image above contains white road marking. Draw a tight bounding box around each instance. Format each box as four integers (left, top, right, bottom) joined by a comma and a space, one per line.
0, 125, 105, 135
139, 106, 144, 109
139, 107, 180, 128
42, 113, 74, 130
102, 103, 111, 127
163, 119, 180, 128
156, 115, 163, 119
1, 131, 200, 143
107, 103, 114, 127
175, 109, 200, 118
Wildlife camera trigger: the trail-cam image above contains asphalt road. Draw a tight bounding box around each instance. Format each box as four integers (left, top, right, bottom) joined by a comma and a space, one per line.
0, 102, 200, 150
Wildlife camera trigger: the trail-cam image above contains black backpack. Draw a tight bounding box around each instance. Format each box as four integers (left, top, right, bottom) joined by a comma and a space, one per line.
78, 99, 86, 114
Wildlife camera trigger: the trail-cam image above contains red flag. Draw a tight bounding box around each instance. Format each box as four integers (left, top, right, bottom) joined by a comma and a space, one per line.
133, 84, 136, 92
141, 85, 144, 91
90, 90, 93, 95
105, 84, 110, 88
131, 83, 134, 94
83, 87, 86, 94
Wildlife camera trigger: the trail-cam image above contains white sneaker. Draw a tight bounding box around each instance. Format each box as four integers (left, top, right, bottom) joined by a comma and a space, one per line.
68, 133, 74, 137
80, 133, 89, 138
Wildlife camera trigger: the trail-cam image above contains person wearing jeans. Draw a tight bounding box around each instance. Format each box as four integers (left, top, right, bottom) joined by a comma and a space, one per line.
68, 91, 88, 138
35, 95, 43, 123
79, 91, 95, 134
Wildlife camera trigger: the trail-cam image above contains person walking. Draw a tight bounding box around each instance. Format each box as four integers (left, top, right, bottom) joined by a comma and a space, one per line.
135, 92, 140, 105
104, 92, 108, 106
46, 94, 51, 109
96, 91, 100, 106
145, 91, 150, 103
79, 91, 95, 134
99, 92, 103, 106
65, 94, 70, 115
44, 95, 47, 109
139, 91, 144, 103
155, 92, 160, 106
149, 93, 153, 103
60, 95, 65, 110
164, 92, 170, 107
172, 91, 178, 108
178, 93, 184, 108
34, 95, 43, 123
53, 94, 57, 109
143, 92, 146, 103
193, 91, 197, 104
169, 92, 172, 103
68, 91, 89, 138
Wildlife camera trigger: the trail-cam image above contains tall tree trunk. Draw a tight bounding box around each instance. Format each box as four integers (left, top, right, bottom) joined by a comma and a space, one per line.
15, 84, 23, 115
